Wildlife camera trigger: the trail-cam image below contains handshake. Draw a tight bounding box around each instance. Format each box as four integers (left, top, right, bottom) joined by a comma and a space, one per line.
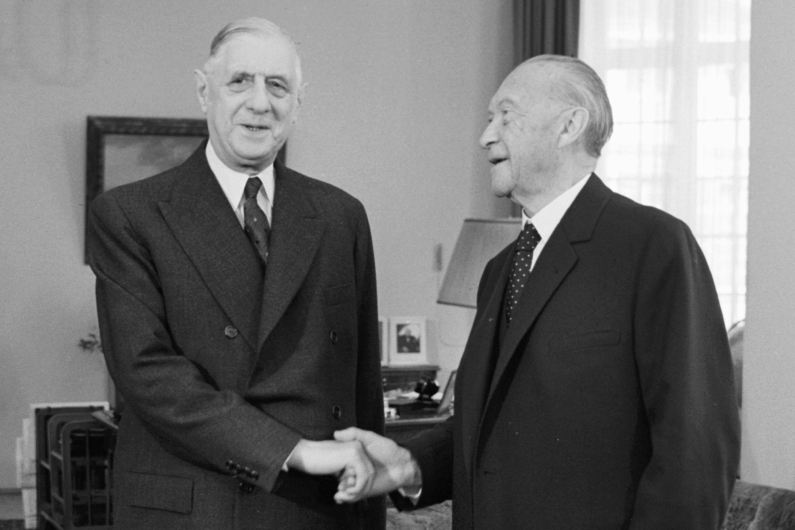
286, 428, 422, 504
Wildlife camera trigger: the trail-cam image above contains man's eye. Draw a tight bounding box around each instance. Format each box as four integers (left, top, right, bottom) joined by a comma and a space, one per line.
229, 77, 252, 91
268, 80, 288, 96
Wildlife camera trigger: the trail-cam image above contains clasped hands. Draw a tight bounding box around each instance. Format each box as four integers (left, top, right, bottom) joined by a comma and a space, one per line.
286, 428, 421, 504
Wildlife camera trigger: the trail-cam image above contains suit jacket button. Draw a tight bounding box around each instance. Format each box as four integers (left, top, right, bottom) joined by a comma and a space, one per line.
225, 326, 239, 339
332, 405, 342, 419
330, 331, 338, 344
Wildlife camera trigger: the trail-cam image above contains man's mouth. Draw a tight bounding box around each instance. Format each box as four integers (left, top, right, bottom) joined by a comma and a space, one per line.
489, 157, 507, 166
243, 125, 269, 132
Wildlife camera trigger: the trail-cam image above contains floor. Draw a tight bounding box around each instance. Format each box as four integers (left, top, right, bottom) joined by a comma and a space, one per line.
0, 492, 23, 521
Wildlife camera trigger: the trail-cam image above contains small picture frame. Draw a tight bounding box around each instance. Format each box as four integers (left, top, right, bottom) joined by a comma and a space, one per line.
436, 370, 456, 416
379, 317, 389, 365
388, 317, 427, 365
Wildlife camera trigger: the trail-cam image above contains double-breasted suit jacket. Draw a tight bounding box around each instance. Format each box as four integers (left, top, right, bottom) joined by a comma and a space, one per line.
402, 175, 740, 530
88, 143, 385, 529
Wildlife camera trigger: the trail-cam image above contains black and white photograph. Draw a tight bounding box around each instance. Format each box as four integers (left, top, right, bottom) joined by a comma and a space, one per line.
388, 317, 427, 366
0, 1, 788, 529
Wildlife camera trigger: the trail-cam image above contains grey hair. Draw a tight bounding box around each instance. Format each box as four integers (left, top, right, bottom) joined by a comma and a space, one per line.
206, 17, 303, 86
524, 54, 613, 158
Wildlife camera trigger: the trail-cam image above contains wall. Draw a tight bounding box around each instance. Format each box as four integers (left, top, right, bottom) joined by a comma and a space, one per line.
742, 1, 795, 489
0, 0, 514, 488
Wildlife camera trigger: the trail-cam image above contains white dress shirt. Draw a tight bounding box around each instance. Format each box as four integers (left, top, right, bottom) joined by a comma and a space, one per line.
205, 141, 275, 227
521, 173, 592, 270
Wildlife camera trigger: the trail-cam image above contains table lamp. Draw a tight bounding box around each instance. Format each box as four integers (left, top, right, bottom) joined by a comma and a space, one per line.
437, 218, 521, 308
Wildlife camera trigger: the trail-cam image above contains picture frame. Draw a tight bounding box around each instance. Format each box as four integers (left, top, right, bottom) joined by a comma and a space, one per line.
388, 317, 427, 365
379, 317, 389, 365
84, 116, 209, 262
436, 370, 456, 415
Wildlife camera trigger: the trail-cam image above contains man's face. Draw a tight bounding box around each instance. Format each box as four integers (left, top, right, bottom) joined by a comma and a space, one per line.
195, 32, 301, 174
479, 64, 565, 203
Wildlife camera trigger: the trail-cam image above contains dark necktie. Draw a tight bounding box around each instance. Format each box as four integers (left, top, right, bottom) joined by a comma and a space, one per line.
505, 222, 541, 326
243, 177, 270, 266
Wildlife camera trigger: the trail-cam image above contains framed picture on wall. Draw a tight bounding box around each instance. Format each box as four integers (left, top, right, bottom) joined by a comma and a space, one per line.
388, 317, 427, 365
379, 317, 389, 365
84, 116, 208, 262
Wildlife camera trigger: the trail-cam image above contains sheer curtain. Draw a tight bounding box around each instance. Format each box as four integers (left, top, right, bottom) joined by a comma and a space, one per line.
579, 0, 750, 327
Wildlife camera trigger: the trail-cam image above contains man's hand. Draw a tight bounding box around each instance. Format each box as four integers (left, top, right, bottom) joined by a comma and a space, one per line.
286, 439, 375, 504
333, 427, 422, 503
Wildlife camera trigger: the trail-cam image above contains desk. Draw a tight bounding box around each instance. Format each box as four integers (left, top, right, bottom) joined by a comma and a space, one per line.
385, 414, 449, 444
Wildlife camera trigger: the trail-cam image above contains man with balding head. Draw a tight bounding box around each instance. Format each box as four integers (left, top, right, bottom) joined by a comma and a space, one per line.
89, 18, 384, 529
334, 55, 740, 529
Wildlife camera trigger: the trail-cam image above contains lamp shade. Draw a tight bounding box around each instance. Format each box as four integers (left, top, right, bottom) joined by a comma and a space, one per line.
437, 218, 521, 308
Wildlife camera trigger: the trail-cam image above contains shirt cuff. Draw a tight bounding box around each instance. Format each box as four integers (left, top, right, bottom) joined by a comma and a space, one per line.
397, 486, 422, 505
396, 453, 423, 505
282, 443, 298, 472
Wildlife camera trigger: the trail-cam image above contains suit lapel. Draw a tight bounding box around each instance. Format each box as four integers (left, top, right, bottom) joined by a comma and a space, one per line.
159, 144, 264, 353
256, 161, 325, 352
475, 175, 613, 452
489, 237, 578, 396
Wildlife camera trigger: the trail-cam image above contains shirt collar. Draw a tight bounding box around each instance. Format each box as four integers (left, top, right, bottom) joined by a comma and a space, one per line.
521, 173, 591, 241
205, 141, 275, 211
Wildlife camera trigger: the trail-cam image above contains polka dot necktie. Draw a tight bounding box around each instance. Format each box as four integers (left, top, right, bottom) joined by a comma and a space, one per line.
505, 222, 541, 326
243, 177, 271, 266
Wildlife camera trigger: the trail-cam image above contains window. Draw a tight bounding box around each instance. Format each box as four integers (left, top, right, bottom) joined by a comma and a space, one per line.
580, 0, 750, 327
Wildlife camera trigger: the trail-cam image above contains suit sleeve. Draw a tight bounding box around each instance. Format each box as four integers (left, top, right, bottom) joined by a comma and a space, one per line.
394, 257, 499, 509
397, 416, 455, 509
629, 220, 740, 529
88, 193, 302, 492
352, 201, 385, 438
351, 201, 387, 528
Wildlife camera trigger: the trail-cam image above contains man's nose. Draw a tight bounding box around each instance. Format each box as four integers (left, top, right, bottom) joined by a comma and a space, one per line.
247, 79, 272, 113
479, 120, 497, 149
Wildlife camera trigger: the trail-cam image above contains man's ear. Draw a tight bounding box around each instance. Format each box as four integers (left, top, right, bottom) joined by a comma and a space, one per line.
194, 69, 210, 113
293, 82, 307, 123
558, 107, 589, 149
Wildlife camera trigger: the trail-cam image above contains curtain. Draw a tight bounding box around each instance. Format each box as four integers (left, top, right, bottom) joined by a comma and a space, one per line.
579, 0, 750, 327
512, 0, 580, 217
514, 0, 580, 63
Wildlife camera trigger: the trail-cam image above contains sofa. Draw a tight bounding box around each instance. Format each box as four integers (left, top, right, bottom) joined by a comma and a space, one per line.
385, 481, 795, 529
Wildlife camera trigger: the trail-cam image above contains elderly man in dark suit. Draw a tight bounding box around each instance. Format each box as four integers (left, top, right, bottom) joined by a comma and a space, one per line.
88, 17, 385, 530
334, 55, 740, 529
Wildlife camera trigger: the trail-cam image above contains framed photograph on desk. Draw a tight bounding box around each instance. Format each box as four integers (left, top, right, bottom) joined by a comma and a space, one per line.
388, 317, 427, 365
